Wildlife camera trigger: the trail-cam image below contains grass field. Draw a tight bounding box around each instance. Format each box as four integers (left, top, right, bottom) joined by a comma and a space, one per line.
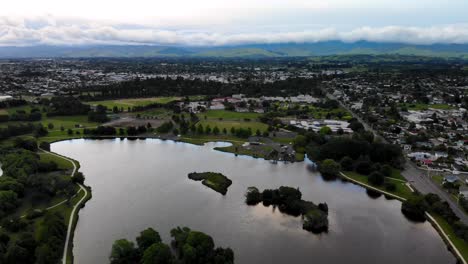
39, 152, 75, 170
86, 97, 180, 109
402, 103, 455, 111
199, 120, 268, 133
40, 115, 99, 130
343, 171, 414, 200
199, 110, 261, 120
196, 110, 267, 133
432, 214, 468, 263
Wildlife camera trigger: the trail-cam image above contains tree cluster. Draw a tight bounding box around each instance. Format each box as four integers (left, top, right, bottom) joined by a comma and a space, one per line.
110, 227, 234, 264
245, 186, 329, 233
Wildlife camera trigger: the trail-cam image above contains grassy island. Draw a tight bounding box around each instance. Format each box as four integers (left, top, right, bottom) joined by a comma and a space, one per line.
245, 186, 329, 233
188, 172, 233, 195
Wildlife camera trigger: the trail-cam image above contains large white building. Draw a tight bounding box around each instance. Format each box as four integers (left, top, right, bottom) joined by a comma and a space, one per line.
0, 95, 13, 102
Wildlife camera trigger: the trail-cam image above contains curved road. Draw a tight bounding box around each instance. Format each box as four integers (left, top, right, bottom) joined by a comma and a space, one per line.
327, 93, 468, 224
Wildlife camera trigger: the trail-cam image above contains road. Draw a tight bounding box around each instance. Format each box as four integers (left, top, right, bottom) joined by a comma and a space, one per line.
327, 93, 468, 224
402, 162, 468, 224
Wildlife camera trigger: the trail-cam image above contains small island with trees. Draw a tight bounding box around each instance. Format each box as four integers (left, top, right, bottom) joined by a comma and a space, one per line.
188, 172, 233, 195
110, 226, 234, 264
245, 186, 329, 233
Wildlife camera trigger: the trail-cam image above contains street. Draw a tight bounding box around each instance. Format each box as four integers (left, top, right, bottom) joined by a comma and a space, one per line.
327, 93, 468, 224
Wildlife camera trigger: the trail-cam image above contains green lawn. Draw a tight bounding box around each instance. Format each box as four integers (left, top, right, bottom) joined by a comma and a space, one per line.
432, 175, 444, 186
39, 152, 74, 170
389, 168, 406, 181
401, 103, 455, 111
41, 115, 98, 130
134, 108, 173, 119
432, 214, 468, 263
199, 120, 268, 133
199, 110, 261, 120
343, 171, 414, 200
214, 142, 273, 160
86, 97, 180, 109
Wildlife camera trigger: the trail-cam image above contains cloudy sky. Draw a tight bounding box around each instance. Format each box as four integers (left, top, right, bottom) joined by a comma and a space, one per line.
1, 0, 468, 46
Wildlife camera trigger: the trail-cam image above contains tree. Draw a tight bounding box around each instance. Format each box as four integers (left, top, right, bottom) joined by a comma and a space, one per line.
72, 172, 85, 184
293, 135, 307, 149
34, 126, 48, 137
368, 171, 384, 186
339, 156, 354, 171
319, 126, 332, 135
142, 243, 173, 264
47, 123, 54, 130
205, 125, 212, 134
4, 244, 30, 264
401, 196, 428, 222
348, 120, 364, 132
355, 160, 372, 175
245, 187, 262, 205
136, 228, 162, 253
197, 124, 204, 134
109, 239, 137, 264
213, 126, 220, 135
319, 159, 341, 177
39, 141, 50, 151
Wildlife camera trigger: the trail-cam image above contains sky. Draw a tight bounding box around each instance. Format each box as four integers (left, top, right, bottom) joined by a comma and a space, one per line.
1, 0, 468, 46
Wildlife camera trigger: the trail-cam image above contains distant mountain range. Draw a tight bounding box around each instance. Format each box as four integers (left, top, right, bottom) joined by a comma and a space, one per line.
1, 41, 468, 59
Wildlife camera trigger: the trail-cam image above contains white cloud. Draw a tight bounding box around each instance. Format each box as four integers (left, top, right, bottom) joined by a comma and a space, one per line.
1, 16, 468, 46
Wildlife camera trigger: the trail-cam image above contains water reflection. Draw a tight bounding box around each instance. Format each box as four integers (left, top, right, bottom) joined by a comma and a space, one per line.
52, 139, 455, 264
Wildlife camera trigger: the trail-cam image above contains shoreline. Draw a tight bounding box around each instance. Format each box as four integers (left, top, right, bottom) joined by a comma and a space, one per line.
340, 172, 467, 264
49, 136, 465, 264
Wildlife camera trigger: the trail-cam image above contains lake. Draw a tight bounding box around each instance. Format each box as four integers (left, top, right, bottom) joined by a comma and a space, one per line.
52, 138, 456, 264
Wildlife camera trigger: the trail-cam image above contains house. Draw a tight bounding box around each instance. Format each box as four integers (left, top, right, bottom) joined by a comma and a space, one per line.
443, 175, 460, 184
459, 186, 468, 198
210, 103, 225, 110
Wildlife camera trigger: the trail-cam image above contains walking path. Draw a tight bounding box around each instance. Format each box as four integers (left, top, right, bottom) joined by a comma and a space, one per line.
37, 148, 89, 264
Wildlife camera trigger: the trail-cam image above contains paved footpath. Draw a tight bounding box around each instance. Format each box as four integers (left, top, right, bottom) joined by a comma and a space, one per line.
38, 149, 89, 264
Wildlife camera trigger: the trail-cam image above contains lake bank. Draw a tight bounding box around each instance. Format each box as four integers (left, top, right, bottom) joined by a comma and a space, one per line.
52, 138, 455, 264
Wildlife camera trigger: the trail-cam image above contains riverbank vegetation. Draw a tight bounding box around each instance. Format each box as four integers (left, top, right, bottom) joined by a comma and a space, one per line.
401, 193, 468, 259
188, 172, 232, 195
110, 226, 234, 264
245, 186, 329, 233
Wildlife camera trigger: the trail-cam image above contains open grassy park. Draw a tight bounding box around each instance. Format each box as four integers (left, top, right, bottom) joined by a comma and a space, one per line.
343, 171, 414, 200
86, 96, 180, 109
197, 110, 268, 133
400, 103, 456, 111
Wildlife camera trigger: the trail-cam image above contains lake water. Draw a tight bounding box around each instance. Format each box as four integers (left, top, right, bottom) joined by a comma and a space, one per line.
52, 138, 456, 264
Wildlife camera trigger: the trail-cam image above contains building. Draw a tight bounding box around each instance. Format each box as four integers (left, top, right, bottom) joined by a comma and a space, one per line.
0, 95, 13, 102
443, 175, 460, 184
